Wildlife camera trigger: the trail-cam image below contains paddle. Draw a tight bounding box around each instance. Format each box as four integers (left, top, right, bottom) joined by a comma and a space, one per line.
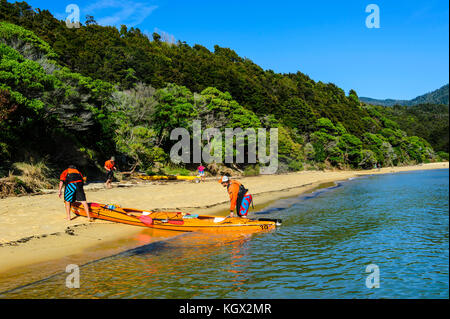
139, 215, 153, 226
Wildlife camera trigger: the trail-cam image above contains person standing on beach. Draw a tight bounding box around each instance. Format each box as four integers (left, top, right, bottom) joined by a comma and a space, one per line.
104, 156, 116, 189
197, 164, 206, 182
219, 176, 253, 218
58, 165, 92, 221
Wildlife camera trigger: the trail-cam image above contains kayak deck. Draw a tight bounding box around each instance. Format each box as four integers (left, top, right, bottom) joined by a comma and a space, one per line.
71, 202, 281, 233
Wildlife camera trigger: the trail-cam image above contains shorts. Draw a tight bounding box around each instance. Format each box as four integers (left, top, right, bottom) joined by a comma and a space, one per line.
106, 170, 114, 181
64, 182, 86, 203
198, 171, 205, 176
238, 194, 252, 217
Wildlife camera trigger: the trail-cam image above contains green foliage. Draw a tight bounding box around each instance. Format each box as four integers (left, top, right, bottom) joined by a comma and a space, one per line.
0, 25, 116, 175
404, 136, 433, 163
338, 134, 362, 167
243, 165, 260, 176
359, 84, 448, 106
436, 151, 449, 161
288, 160, 303, 171
0, 43, 51, 109
316, 117, 337, 134
277, 126, 303, 165
361, 116, 381, 134
162, 165, 191, 176
362, 133, 385, 163
310, 130, 336, 163
335, 122, 347, 135
348, 89, 359, 104
281, 97, 317, 131
0, 21, 58, 59
0, 4, 445, 178
359, 149, 377, 169
152, 83, 197, 144
377, 103, 449, 153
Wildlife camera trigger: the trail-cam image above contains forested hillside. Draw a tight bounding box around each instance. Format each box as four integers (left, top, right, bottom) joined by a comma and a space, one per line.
376, 103, 449, 153
360, 84, 449, 107
0, 1, 448, 195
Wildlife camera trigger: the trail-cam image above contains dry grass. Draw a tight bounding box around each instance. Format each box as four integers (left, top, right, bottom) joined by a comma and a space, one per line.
0, 161, 58, 198
0, 173, 30, 198
13, 161, 56, 191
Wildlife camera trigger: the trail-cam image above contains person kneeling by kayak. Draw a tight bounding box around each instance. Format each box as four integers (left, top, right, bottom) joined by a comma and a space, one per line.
58, 165, 92, 222
219, 176, 253, 218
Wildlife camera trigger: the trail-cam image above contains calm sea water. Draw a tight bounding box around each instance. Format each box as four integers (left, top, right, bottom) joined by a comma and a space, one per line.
2, 169, 448, 298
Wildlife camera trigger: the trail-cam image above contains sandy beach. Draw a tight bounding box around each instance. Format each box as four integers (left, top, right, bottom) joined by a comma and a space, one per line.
0, 162, 448, 287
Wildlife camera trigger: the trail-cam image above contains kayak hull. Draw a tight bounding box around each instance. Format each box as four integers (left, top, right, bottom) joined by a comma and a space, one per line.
71, 202, 279, 233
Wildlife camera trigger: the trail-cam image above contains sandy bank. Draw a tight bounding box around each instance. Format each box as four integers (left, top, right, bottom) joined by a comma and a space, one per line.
0, 162, 447, 278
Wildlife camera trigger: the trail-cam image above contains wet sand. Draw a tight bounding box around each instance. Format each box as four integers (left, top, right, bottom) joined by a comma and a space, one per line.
0, 162, 448, 282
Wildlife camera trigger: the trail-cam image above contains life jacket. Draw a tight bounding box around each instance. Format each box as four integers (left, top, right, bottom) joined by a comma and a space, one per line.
60, 168, 84, 185
235, 184, 249, 214
227, 180, 249, 214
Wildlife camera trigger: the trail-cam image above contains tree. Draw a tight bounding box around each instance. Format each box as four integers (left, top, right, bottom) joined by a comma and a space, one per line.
338, 134, 362, 167
152, 84, 197, 147
348, 89, 359, 104
152, 32, 161, 42
85, 15, 97, 26
359, 150, 377, 169
281, 97, 317, 131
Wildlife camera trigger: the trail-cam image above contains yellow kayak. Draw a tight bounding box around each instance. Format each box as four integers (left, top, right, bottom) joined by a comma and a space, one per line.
71, 202, 281, 233
136, 175, 200, 181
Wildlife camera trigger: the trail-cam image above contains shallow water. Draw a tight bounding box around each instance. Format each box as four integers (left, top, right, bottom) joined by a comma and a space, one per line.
2, 169, 448, 298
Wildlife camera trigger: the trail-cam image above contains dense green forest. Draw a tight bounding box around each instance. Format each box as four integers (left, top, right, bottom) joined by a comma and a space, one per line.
0, 0, 448, 194
360, 84, 449, 107
376, 103, 449, 154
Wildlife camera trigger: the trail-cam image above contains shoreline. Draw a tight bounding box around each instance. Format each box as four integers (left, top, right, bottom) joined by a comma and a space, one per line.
0, 162, 448, 290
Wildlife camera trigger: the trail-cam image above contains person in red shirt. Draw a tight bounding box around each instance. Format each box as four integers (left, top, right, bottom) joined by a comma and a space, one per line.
219, 176, 253, 218
104, 156, 116, 189
59, 165, 92, 221
197, 164, 206, 182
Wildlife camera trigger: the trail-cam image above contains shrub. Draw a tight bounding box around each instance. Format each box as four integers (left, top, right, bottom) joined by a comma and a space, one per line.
162, 166, 191, 176
0, 173, 32, 198
13, 161, 56, 191
437, 151, 449, 161
243, 165, 260, 176
288, 160, 303, 171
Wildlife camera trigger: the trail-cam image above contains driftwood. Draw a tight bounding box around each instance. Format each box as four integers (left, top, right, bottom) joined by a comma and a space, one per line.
119, 162, 139, 175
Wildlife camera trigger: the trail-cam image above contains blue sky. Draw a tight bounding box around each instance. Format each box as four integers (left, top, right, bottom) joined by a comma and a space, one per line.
21, 0, 449, 99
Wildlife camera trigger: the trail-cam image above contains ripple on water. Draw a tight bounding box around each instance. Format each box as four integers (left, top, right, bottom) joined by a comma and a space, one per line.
2, 169, 448, 299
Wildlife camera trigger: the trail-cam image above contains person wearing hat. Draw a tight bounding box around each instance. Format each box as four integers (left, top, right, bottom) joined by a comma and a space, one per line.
104, 156, 117, 189
58, 165, 92, 221
219, 176, 253, 218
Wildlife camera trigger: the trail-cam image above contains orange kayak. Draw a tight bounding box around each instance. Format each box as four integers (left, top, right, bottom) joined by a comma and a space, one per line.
70, 202, 281, 233
136, 175, 200, 181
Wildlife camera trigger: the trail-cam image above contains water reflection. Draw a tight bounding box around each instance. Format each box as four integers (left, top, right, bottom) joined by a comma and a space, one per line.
1, 169, 448, 299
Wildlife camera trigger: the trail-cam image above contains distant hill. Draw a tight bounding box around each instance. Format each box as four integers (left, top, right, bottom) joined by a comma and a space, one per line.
360, 84, 449, 106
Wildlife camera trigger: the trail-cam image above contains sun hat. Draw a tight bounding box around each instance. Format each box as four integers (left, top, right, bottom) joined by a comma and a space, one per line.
219, 176, 229, 183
